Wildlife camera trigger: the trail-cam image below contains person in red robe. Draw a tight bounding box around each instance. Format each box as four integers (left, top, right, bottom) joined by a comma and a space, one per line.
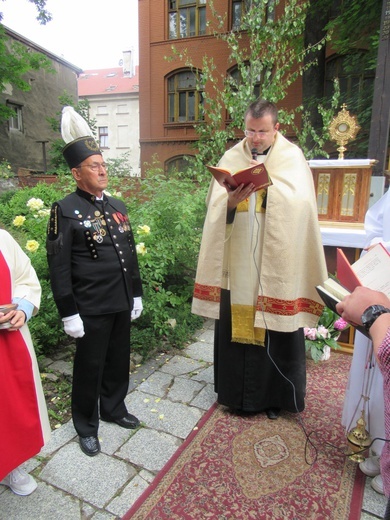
0, 229, 51, 495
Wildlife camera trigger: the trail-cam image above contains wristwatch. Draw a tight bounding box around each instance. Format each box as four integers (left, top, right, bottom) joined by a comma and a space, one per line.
361, 305, 390, 332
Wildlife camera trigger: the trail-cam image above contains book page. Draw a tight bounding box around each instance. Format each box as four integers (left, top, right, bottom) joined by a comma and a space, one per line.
351, 244, 390, 297
323, 278, 350, 301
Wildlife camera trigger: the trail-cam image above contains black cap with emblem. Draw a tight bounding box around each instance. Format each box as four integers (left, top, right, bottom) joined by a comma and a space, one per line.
60, 106, 102, 168
62, 137, 102, 168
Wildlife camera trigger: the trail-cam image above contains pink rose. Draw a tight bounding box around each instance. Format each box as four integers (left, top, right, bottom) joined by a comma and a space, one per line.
334, 317, 348, 331
304, 327, 318, 340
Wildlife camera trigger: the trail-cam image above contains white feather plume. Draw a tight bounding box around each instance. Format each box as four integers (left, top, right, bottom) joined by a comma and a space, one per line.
61, 106, 94, 144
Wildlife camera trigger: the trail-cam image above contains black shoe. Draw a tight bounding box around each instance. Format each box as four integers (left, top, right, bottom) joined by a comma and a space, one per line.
79, 436, 100, 456
102, 413, 140, 429
266, 408, 280, 420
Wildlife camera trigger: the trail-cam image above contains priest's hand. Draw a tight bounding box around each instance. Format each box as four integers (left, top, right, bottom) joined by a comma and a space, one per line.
227, 183, 256, 211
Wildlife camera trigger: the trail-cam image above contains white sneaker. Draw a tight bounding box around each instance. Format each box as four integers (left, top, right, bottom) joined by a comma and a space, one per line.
0, 467, 37, 496
359, 455, 381, 477
371, 474, 385, 495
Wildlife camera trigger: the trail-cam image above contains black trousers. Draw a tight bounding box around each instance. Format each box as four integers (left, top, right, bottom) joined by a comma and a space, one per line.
72, 310, 131, 437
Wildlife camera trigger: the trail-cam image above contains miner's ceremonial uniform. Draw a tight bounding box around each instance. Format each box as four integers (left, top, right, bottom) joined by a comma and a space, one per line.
47, 188, 142, 439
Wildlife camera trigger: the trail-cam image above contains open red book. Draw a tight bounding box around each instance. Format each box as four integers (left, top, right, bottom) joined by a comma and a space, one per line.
336, 243, 390, 295
207, 163, 272, 192
315, 244, 390, 337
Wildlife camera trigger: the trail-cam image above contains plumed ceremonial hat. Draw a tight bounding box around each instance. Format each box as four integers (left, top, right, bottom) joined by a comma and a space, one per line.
61, 106, 102, 168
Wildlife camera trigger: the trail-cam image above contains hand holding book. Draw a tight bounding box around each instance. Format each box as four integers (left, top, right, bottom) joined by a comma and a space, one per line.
207, 163, 272, 192
315, 244, 390, 337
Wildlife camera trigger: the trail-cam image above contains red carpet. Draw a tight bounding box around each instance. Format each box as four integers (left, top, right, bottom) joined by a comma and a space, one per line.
123, 353, 365, 520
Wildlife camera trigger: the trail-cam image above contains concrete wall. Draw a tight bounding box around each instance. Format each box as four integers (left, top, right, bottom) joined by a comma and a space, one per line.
0, 27, 81, 174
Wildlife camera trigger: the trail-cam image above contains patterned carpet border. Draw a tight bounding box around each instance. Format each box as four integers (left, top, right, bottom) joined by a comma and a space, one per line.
123, 354, 365, 520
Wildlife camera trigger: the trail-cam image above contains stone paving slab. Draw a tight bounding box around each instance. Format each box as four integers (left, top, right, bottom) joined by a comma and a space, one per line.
0, 482, 81, 520
136, 370, 173, 398
185, 341, 214, 363
158, 354, 206, 376
191, 364, 214, 384
98, 420, 137, 456
190, 383, 217, 410
117, 428, 181, 472
39, 442, 136, 509
39, 421, 77, 457
106, 474, 151, 518
125, 389, 203, 438
128, 353, 172, 391
193, 327, 214, 344
167, 375, 204, 403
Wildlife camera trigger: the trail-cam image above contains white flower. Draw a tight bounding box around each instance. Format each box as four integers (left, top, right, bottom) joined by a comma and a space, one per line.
13, 215, 26, 227
137, 225, 151, 235
26, 198, 44, 211
25, 240, 39, 253
317, 325, 329, 339
136, 242, 147, 255
37, 208, 51, 217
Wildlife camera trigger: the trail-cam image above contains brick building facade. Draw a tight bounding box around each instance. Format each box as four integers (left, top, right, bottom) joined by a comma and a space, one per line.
138, 0, 304, 175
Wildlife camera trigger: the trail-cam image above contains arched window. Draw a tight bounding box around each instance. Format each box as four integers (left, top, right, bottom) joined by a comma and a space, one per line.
325, 54, 374, 114
167, 70, 204, 123
229, 65, 261, 101
168, 0, 206, 39
166, 155, 195, 174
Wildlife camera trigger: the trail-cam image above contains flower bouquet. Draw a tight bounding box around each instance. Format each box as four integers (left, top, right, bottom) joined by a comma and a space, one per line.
304, 306, 349, 362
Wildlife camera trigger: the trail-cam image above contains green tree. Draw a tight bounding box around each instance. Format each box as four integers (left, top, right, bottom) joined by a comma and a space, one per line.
0, 0, 53, 122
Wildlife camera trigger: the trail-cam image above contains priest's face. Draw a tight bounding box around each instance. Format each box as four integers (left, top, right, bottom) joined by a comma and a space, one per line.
244, 113, 279, 154
72, 154, 109, 197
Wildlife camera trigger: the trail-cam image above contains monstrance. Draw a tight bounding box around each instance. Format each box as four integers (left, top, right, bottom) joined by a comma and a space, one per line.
328, 104, 360, 160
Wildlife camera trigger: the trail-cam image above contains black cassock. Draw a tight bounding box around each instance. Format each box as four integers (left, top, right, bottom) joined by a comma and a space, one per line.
214, 289, 306, 413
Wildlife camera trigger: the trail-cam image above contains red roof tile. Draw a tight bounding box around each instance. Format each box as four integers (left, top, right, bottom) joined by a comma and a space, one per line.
78, 66, 139, 96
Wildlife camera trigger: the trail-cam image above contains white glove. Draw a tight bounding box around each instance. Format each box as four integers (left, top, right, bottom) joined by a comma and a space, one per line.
62, 314, 85, 338
131, 297, 143, 321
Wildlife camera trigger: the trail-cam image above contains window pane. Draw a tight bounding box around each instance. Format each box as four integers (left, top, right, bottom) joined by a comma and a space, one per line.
178, 0, 194, 6
179, 9, 187, 37
8, 104, 22, 131
168, 76, 175, 92
188, 91, 195, 121
99, 126, 109, 148
178, 71, 195, 89
179, 92, 187, 121
169, 12, 177, 38
189, 7, 195, 36
168, 93, 175, 122
232, 2, 242, 29
199, 6, 206, 34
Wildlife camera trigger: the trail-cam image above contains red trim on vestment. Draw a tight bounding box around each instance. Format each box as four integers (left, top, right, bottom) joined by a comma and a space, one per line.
257, 295, 323, 317
193, 283, 221, 303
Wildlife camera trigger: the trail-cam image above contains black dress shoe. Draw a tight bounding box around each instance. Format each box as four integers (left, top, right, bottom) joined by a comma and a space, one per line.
266, 408, 281, 420
102, 413, 140, 429
79, 436, 100, 456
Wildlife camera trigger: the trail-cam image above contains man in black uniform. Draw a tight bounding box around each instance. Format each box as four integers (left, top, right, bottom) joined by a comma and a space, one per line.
47, 124, 143, 456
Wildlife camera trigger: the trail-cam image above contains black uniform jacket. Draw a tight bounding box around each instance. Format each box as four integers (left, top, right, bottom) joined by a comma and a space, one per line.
46, 188, 143, 318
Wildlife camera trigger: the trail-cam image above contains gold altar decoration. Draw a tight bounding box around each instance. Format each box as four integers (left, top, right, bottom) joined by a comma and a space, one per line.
329, 104, 360, 160
347, 410, 372, 463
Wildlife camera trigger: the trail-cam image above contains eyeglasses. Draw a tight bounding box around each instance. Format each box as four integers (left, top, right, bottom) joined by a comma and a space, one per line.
244, 129, 272, 138
77, 162, 108, 172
